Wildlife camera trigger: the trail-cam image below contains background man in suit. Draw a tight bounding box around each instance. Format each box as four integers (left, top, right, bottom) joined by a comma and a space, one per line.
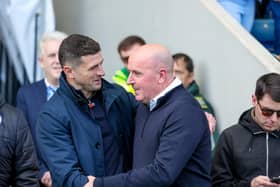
16, 30, 67, 187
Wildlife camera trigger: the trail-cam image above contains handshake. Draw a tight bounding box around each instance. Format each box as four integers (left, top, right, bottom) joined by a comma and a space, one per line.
84, 176, 95, 187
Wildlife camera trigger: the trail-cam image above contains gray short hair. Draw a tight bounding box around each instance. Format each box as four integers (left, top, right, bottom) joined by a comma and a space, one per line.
38, 31, 68, 56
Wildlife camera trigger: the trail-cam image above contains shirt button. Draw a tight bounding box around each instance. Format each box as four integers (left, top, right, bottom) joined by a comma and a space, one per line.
95, 142, 100, 149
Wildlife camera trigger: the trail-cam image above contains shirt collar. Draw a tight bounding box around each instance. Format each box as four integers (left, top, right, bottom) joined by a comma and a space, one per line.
149, 77, 182, 111
44, 79, 59, 90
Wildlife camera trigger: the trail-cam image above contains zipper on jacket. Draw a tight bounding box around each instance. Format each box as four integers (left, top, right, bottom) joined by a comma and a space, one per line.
266, 132, 269, 176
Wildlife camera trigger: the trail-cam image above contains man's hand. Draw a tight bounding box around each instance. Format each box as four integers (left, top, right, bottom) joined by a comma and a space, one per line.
250, 175, 280, 187
84, 176, 96, 187
41, 171, 52, 187
204, 112, 216, 134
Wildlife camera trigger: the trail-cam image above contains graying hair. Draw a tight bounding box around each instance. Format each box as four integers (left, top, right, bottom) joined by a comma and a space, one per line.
38, 31, 68, 56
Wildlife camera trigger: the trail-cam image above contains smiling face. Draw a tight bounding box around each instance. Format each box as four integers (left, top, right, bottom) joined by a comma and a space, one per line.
39, 39, 63, 85
64, 52, 105, 98
252, 94, 280, 132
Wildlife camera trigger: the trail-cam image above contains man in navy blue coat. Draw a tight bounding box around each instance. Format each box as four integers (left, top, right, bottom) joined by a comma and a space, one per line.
91, 44, 212, 187
16, 31, 67, 187
36, 34, 137, 187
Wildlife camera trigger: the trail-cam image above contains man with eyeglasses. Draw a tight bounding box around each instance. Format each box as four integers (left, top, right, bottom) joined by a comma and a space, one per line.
212, 73, 280, 187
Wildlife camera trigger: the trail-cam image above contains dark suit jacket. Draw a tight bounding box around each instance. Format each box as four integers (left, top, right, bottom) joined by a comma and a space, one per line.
16, 79, 48, 178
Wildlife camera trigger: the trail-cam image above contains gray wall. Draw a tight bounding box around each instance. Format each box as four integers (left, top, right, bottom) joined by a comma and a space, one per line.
53, 0, 280, 131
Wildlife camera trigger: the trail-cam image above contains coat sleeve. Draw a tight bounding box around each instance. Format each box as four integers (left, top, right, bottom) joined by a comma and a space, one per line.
36, 110, 88, 187
14, 111, 39, 187
16, 88, 28, 118
211, 131, 250, 187
16, 87, 49, 179
38, 155, 49, 179
95, 104, 210, 187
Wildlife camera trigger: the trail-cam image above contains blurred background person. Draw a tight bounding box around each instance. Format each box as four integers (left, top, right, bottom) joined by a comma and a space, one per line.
113, 35, 146, 94
173, 53, 219, 150
0, 95, 39, 186
218, 0, 255, 31
266, 0, 280, 55
16, 30, 68, 187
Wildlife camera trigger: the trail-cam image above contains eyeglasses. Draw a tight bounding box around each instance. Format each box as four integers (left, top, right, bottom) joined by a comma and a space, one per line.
258, 102, 280, 118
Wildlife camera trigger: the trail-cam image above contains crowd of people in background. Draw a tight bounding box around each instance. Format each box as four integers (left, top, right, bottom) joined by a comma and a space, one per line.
1, 30, 280, 187
16, 31, 67, 187
2, 1, 280, 185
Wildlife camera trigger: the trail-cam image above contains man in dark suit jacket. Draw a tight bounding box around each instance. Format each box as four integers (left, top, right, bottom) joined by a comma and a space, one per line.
91, 44, 211, 187
16, 31, 67, 187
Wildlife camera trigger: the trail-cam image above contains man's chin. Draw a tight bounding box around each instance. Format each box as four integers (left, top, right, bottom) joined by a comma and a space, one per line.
135, 96, 148, 104
135, 95, 142, 101
91, 84, 102, 91
263, 124, 278, 131
52, 73, 62, 79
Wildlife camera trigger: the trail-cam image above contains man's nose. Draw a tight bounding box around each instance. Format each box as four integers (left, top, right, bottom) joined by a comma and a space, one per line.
271, 112, 279, 122
55, 54, 60, 63
97, 65, 105, 76
127, 73, 133, 84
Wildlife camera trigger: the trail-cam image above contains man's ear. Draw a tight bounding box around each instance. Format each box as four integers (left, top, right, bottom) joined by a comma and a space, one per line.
189, 72, 194, 79
252, 94, 258, 107
38, 56, 44, 68
187, 72, 194, 85
63, 65, 74, 79
158, 68, 167, 84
